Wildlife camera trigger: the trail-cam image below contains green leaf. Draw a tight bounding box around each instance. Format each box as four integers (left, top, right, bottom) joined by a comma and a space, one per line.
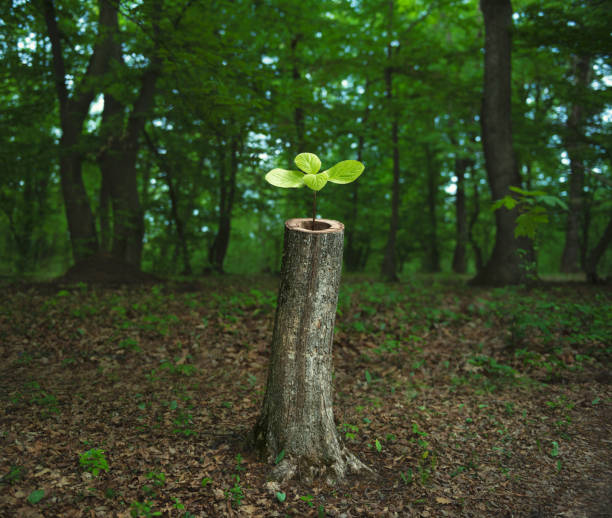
294, 153, 321, 174
276, 491, 286, 503
375, 439, 382, 452
325, 160, 364, 184
492, 196, 517, 211
365, 370, 372, 384
275, 449, 285, 465
550, 441, 559, 457
265, 169, 304, 188
303, 172, 328, 191
27, 489, 45, 505
509, 186, 546, 197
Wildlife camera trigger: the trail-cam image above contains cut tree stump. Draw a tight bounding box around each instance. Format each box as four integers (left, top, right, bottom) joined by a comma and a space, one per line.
251, 218, 370, 483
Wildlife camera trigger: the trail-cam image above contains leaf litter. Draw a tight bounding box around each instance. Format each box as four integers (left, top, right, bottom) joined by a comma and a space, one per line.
0, 276, 610, 517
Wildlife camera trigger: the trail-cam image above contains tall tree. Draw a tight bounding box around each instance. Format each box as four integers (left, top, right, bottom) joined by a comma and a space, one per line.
471, 0, 531, 285
41, 0, 117, 261
560, 55, 591, 273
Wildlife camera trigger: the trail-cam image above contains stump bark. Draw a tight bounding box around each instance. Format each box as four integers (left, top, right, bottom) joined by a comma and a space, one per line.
251, 218, 369, 483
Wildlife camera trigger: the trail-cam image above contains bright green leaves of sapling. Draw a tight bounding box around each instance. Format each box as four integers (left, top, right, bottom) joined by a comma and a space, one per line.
265, 152, 364, 225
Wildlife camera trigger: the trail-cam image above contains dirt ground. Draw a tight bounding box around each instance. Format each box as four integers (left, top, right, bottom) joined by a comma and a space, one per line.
0, 274, 610, 517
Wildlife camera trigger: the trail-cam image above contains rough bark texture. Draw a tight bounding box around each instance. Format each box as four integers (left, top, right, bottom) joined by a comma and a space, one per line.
471, 0, 532, 286
252, 219, 369, 483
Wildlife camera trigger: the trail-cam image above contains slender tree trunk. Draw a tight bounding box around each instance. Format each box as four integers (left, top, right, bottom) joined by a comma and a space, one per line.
99, 168, 112, 252
471, 0, 531, 286
96, 0, 163, 268
209, 137, 239, 272
42, 0, 115, 262
468, 176, 484, 274
291, 34, 305, 155
381, 35, 400, 281
452, 157, 471, 273
424, 144, 440, 272
252, 218, 369, 483
144, 131, 192, 275
345, 103, 371, 272
585, 214, 612, 283
561, 55, 591, 273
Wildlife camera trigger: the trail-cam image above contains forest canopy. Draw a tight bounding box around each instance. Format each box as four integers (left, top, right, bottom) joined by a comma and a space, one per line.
1, 0, 611, 283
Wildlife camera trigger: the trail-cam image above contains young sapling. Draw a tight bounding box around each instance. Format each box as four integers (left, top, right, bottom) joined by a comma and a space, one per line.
265, 152, 364, 227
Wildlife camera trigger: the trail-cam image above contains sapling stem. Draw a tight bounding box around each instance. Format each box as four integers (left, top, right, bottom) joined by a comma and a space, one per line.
312, 191, 317, 228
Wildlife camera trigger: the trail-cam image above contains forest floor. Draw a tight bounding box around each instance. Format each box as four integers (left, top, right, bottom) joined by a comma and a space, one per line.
1, 274, 611, 518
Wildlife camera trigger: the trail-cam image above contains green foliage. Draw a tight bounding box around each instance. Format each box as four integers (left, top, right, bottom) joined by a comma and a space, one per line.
130, 500, 161, 518
79, 448, 109, 477
492, 187, 568, 239
1, 465, 24, 485
27, 489, 45, 505
300, 494, 315, 508
265, 153, 364, 192
225, 474, 244, 508
265, 153, 364, 222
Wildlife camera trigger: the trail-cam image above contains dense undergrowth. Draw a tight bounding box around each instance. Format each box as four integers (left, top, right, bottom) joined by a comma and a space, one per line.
0, 276, 610, 517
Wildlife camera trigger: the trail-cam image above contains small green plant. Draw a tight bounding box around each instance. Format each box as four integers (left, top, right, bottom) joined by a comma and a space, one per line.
276, 491, 286, 503
27, 489, 45, 505
300, 494, 315, 508
201, 477, 212, 487
130, 500, 161, 517
172, 497, 195, 517
1, 465, 25, 484
119, 337, 141, 352
274, 449, 285, 464
265, 152, 364, 225
400, 469, 413, 484
146, 470, 166, 487
235, 453, 245, 471
340, 423, 359, 440
79, 448, 109, 477
225, 474, 244, 508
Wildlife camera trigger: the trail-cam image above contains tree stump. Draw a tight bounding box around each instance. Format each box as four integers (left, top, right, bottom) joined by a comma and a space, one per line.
251, 218, 369, 483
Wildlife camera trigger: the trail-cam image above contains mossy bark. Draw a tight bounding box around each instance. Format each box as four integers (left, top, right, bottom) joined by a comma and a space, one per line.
251, 218, 369, 483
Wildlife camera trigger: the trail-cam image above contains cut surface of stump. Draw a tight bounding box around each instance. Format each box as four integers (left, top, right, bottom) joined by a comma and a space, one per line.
251, 218, 370, 484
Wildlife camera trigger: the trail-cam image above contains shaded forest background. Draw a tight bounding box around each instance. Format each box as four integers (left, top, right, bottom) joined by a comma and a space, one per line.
1, 0, 611, 282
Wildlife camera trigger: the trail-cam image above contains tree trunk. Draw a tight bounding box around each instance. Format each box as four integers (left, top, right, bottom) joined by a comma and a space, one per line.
209, 137, 239, 272
468, 177, 484, 274
561, 55, 591, 273
42, 0, 115, 262
585, 214, 612, 283
471, 0, 531, 286
424, 144, 440, 272
381, 38, 400, 281
345, 115, 371, 272
144, 130, 192, 275
252, 218, 369, 483
452, 157, 470, 273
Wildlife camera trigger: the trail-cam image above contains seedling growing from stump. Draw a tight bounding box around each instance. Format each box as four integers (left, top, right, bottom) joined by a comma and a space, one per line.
265, 152, 364, 226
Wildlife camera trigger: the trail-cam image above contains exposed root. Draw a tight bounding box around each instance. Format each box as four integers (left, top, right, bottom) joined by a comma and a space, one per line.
268, 448, 375, 485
